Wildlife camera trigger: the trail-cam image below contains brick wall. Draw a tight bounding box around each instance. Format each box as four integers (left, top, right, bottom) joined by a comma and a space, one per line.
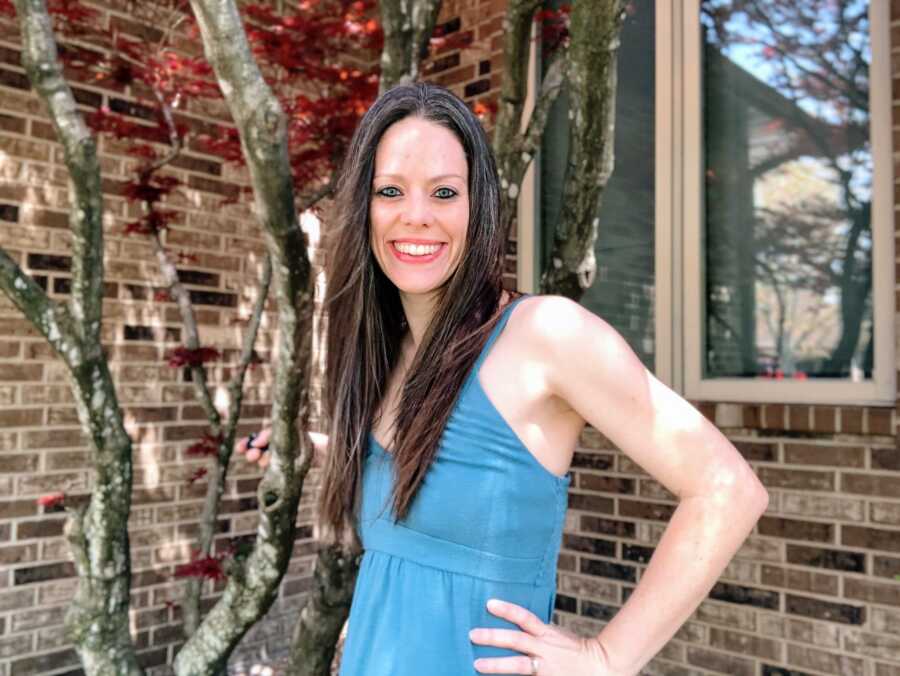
0, 3, 319, 674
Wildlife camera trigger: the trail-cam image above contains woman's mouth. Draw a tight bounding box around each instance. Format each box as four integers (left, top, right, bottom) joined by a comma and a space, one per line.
390, 241, 446, 263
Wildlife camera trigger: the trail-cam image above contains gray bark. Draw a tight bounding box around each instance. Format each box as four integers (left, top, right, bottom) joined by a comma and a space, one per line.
378, 0, 443, 92
7, 1, 143, 674
492, 0, 567, 244
287, 544, 362, 676
539, 0, 626, 298
174, 1, 315, 673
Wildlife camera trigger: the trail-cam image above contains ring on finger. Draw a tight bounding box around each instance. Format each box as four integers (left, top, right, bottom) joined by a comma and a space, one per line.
530, 656, 540, 675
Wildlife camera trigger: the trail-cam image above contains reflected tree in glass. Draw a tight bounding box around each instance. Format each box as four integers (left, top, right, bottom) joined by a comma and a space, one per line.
701, 0, 872, 380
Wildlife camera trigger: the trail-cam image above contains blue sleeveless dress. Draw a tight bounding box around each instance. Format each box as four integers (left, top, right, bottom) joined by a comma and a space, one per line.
339, 296, 571, 676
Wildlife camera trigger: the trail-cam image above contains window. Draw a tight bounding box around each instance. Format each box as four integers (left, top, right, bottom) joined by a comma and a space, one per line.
520, 0, 894, 405
526, 0, 656, 370
681, 0, 894, 404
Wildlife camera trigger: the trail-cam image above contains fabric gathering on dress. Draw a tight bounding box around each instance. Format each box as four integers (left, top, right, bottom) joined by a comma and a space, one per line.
339, 295, 571, 676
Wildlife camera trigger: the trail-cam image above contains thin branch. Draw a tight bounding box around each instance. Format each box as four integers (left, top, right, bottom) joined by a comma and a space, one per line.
521, 44, 567, 159
151, 230, 222, 428
224, 255, 272, 435
0, 249, 79, 358
16, 0, 104, 346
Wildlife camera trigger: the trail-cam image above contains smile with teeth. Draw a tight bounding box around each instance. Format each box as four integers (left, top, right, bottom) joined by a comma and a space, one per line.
393, 242, 443, 256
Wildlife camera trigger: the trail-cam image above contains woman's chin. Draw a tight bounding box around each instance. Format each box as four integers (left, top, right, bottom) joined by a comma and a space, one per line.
389, 276, 448, 299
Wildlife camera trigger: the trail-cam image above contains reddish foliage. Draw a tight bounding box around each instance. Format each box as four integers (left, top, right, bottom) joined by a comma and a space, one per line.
37, 492, 66, 508
166, 346, 221, 368
173, 551, 226, 581
123, 175, 181, 206
186, 467, 208, 484
123, 209, 179, 236
534, 5, 571, 50
472, 99, 498, 125
185, 433, 222, 458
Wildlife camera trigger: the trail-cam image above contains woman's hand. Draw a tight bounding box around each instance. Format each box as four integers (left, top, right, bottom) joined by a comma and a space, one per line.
469, 599, 615, 675
235, 428, 271, 467
235, 429, 328, 468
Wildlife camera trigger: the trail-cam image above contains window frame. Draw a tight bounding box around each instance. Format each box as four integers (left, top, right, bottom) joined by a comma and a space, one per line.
678, 0, 895, 405
519, 0, 895, 406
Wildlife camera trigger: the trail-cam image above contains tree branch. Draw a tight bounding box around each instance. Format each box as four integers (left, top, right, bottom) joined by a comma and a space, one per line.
0, 249, 78, 358
174, 1, 314, 671
521, 45, 566, 159
540, 0, 626, 299
378, 0, 443, 92
16, 0, 104, 346
12, 2, 142, 673
492, 0, 558, 240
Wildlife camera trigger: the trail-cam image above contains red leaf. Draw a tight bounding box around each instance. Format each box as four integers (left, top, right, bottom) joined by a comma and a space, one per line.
37, 492, 66, 508
185, 433, 221, 458
166, 346, 221, 368
186, 467, 208, 484
173, 551, 226, 581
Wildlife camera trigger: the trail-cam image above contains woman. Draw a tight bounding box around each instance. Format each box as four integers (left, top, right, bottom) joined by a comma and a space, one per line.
241, 82, 769, 675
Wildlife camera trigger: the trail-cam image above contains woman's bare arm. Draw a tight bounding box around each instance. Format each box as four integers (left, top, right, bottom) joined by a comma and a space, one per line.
529, 296, 769, 675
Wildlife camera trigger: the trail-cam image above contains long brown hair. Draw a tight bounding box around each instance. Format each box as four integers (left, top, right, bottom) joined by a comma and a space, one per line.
318, 82, 510, 538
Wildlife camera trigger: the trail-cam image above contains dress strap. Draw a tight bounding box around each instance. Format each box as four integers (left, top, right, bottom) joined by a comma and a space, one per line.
470, 293, 531, 375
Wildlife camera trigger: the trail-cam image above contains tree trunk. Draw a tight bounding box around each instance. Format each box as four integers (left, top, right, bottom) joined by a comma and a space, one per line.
540, 0, 626, 299
378, 0, 443, 93
6, 1, 143, 673
173, 1, 314, 673
287, 544, 362, 675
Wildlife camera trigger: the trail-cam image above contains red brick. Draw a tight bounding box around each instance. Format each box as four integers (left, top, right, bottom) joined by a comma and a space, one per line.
0, 363, 42, 381
783, 442, 864, 467
813, 407, 836, 432
841, 407, 864, 434
841, 473, 900, 498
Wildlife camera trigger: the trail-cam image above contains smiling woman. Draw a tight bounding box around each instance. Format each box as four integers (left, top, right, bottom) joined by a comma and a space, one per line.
304, 82, 769, 676
368, 116, 469, 296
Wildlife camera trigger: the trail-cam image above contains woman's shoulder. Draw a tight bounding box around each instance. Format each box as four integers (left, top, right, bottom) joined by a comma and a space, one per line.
507, 293, 607, 346
496, 294, 616, 373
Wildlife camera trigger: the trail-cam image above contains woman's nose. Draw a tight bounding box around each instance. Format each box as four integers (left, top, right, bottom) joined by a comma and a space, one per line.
402, 192, 433, 227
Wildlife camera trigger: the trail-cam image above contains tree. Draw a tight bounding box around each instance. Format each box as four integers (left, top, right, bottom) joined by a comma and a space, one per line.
1, 0, 625, 673
2, 0, 383, 673
492, 0, 626, 299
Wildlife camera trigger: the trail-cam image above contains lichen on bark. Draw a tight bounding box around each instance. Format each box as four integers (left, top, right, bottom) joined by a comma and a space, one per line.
7, 1, 143, 674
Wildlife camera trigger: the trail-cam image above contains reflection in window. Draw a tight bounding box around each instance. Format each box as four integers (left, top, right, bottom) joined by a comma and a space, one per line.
702, 1, 872, 381
540, 0, 655, 368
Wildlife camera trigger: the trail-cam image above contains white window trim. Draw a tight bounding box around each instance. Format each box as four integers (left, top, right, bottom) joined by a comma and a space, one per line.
679, 0, 895, 405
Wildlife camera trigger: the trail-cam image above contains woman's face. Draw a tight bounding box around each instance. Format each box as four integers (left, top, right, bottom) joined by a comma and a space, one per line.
369, 116, 469, 299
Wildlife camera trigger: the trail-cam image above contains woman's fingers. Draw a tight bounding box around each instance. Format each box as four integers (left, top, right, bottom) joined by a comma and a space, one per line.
486, 599, 548, 637
252, 428, 272, 448
236, 427, 271, 465
473, 655, 535, 674
469, 628, 541, 655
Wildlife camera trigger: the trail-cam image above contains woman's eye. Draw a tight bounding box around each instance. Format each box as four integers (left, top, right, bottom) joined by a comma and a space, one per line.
376, 186, 401, 198
434, 187, 457, 199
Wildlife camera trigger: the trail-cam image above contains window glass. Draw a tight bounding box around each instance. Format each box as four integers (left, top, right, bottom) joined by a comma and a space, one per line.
540, 0, 656, 369
701, 1, 873, 381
